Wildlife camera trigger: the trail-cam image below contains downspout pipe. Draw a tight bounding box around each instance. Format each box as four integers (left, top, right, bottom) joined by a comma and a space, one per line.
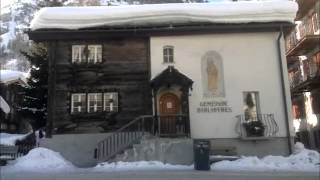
277, 26, 293, 154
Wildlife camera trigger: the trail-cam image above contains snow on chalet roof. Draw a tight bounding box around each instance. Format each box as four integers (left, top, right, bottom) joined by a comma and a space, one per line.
30, 1, 298, 31
0, 70, 28, 85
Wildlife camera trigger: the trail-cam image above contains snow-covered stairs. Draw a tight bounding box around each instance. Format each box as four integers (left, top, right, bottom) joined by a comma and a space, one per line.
112, 136, 193, 165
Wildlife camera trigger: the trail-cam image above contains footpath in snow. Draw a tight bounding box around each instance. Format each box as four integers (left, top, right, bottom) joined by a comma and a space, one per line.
1, 142, 319, 173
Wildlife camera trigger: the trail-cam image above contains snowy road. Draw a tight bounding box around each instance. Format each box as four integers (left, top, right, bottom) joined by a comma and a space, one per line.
1, 170, 319, 180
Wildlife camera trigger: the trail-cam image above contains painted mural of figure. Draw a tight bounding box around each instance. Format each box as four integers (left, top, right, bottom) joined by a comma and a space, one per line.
206, 58, 218, 93
201, 51, 225, 97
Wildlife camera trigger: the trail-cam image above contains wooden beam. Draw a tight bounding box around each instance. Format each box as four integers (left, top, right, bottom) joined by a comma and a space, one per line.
46, 41, 57, 137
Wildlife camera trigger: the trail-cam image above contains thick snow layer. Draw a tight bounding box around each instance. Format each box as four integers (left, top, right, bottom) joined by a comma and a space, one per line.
0, 133, 31, 146
30, 1, 298, 30
212, 148, 320, 172
2, 143, 319, 173
0, 70, 28, 84
5, 148, 76, 172
0, 96, 10, 114
94, 161, 193, 172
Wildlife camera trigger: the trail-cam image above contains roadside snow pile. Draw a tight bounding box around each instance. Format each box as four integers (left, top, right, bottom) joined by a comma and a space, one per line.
94, 161, 192, 172
30, 1, 297, 30
4, 148, 75, 172
0, 133, 31, 146
212, 143, 320, 172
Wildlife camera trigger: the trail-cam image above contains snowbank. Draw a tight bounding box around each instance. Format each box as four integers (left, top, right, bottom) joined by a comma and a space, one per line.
0, 133, 31, 146
30, 1, 298, 30
212, 147, 320, 172
0, 70, 28, 85
4, 148, 76, 172
94, 161, 192, 172
0, 96, 10, 114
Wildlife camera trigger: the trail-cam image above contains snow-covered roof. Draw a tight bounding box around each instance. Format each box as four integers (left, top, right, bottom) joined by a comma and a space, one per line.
30, 1, 298, 31
0, 70, 28, 85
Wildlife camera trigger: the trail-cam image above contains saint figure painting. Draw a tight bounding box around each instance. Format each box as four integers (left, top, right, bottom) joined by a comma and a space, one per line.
201, 51, 225, 97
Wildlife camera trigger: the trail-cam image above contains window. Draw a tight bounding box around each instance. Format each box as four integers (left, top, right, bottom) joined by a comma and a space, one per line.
72, 45, 86, 63
311, 13, 319, 33
71, 93, 86, 113
243, 92, 260, 121
87, 93, 103, 113
72, 44, 102, 64
88, 45, 102, 63
104, 92, 118, 112
163, 46, 174, 63
71, 92, 118, 114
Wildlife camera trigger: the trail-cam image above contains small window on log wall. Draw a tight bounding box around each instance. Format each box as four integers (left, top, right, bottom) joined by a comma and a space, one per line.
163, 46, 174, 63
88, 93, 103, 113
104, 92, 118, 112
72, 45, 86, 63
88, 45, 102, 63
72, 45, 102, 64
71, 93, 86, 113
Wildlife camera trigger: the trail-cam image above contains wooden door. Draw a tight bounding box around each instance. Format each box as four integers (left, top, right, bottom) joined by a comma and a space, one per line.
159, 93, 180, 135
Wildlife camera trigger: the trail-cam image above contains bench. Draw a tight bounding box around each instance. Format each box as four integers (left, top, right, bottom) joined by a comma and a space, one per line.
0, 145, 19, 166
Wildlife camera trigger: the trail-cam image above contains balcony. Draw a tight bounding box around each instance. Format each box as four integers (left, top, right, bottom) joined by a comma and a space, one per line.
235, 114, 279, 140
289, 55, 320, 94
286, 13, 319, 57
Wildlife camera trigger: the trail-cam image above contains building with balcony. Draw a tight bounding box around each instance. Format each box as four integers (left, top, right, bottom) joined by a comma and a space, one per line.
285, 0, 320, 151
28, 1, 298, 166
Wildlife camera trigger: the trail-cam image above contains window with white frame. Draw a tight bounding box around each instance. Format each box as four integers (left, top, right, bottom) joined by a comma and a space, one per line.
72, 44, 102, 64
87, 93, 103, 113
163, 46, 174, 63
72, 45, 86, 63
71, 93, 86, 113
88, 45, 102, 63
104, 92, 118, 112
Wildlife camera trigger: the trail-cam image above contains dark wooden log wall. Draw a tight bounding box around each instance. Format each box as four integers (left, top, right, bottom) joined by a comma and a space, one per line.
51, 38, 152, 134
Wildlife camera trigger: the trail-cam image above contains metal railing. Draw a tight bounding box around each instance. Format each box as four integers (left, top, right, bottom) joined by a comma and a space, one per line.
94, 115, 155, 162
94, 114, 190, 162
235, 114, 279, 139
156, 114, 189, 137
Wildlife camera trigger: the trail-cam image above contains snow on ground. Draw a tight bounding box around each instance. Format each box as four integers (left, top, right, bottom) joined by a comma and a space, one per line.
0, 70, 28, 84
212, 143, 320, 172
30, 1, 298, 30
0, 96, 10, 114
1, 143, 319, 173
0, 132, 32, 146
3, 148, 76, 172
94, 161, 193, 172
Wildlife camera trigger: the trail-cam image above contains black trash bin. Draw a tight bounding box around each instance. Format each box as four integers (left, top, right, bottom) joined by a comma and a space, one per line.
193, 139, 210, 170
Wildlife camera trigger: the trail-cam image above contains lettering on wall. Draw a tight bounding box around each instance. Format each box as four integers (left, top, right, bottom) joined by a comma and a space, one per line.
197, 101, 232, 113
201, 51, 225, 98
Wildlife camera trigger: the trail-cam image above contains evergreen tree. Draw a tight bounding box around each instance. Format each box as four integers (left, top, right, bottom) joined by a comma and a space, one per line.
20, 44, 48, 129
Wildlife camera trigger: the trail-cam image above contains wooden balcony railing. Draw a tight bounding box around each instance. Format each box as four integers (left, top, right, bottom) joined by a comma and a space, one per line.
289, 55, 320, 90
286, 12, 319, 56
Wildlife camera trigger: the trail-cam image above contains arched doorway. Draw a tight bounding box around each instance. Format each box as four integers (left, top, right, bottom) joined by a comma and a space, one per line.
150, 66, 193, 137
159, 92, 180, 135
